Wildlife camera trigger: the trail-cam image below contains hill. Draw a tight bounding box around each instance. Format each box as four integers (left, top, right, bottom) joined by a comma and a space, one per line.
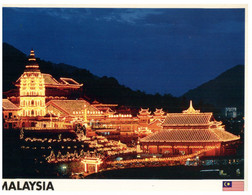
3, 43, 244, 114
183, 65, 244, 113
3, 43, 183, 112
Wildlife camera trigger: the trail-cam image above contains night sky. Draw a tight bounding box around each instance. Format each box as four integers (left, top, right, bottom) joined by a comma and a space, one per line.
3, 8, 245, 96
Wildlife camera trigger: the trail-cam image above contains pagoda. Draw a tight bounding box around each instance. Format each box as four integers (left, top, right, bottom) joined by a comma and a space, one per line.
137, 108, 152, 124
19, 49, 46, 117
140, 101, 240, 156
4, 52, 83, 104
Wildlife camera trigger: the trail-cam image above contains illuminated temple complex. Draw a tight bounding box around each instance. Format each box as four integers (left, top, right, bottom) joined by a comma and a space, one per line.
2, 49, 240, 157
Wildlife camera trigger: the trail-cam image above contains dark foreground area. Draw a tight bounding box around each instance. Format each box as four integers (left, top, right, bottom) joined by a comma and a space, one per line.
86, 164, 243, 179
3, 129, 244, 179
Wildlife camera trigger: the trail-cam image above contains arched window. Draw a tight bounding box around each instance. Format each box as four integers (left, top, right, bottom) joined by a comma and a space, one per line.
31, 110, 34, 116
31, 100, 34, 106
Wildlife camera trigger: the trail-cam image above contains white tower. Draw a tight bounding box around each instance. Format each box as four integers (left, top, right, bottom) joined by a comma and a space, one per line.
19, 49, 46, 117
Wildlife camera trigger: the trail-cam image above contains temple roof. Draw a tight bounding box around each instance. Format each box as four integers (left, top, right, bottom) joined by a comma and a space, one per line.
46, 100, 98, 115
42, 74, 60, 85
140, 128, 240, 143
2, 99, 20, 110
163, 113, 212, 126
154, 108, 165, 116
24, 49, 40, 72
15, 73, 82, 87
138, 108, 151, 115
59, 77, 81, 85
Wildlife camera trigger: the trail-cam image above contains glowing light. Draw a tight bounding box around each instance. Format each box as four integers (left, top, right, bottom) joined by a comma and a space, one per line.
19, 50, 46, 117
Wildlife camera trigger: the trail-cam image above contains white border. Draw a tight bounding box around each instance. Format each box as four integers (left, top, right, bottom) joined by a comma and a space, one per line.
1, 0, 250, 193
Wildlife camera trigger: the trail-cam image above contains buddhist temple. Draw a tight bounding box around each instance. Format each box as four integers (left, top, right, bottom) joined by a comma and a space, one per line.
4, 50, 83, 104
140, 101, 240, 156
18, 50, 46, 117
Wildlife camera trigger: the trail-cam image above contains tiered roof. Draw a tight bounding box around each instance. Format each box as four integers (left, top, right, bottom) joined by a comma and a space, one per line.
24, 49, 40, 72
141, 101, 240, 143
141, 128, 240, 143
138, 108, 151, 116
16, 54, 82, 88
154, 108, 165, 116
2, 99, 20, 110
162, 101, 212, 127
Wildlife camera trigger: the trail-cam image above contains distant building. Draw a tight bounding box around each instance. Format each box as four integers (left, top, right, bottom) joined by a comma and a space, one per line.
224, 107, 237, 118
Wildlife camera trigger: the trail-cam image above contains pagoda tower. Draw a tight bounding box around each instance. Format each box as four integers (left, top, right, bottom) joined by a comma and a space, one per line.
137, 108, 152, 124
19, 49, 46, 117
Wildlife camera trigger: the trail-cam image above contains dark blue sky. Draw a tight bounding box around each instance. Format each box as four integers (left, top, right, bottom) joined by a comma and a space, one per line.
3, 8, 245, 96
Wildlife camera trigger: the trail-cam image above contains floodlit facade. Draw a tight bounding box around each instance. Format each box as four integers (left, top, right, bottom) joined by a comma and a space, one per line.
2, 99, 20, 129
19, 50, 46, 117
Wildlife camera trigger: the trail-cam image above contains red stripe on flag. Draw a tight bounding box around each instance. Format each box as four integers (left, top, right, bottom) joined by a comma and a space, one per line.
223, 181, 244, 191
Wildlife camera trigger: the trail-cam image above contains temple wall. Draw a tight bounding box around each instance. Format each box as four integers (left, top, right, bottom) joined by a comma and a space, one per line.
141, 142, 222, 156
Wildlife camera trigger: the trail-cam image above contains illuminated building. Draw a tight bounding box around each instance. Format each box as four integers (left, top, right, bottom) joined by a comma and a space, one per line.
46, 99, 102, 122
18, 50, 46, 117
102, 114, 139, 136
91, 100, 117, 117
140, 101, 240, 156
4, 54, 83, 104
224, 107, 237, 118
82, 157, 103, 173
137, 108, 152, 124
153, 108, 166, 120
2, 99, 20, 129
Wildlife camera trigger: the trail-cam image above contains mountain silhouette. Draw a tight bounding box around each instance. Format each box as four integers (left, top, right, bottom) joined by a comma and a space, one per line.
3, 42, 244, 114
183, 65, 244, 113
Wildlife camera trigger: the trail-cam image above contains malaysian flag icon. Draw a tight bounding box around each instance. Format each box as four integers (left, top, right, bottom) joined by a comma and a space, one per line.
223, 181, 244, 191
